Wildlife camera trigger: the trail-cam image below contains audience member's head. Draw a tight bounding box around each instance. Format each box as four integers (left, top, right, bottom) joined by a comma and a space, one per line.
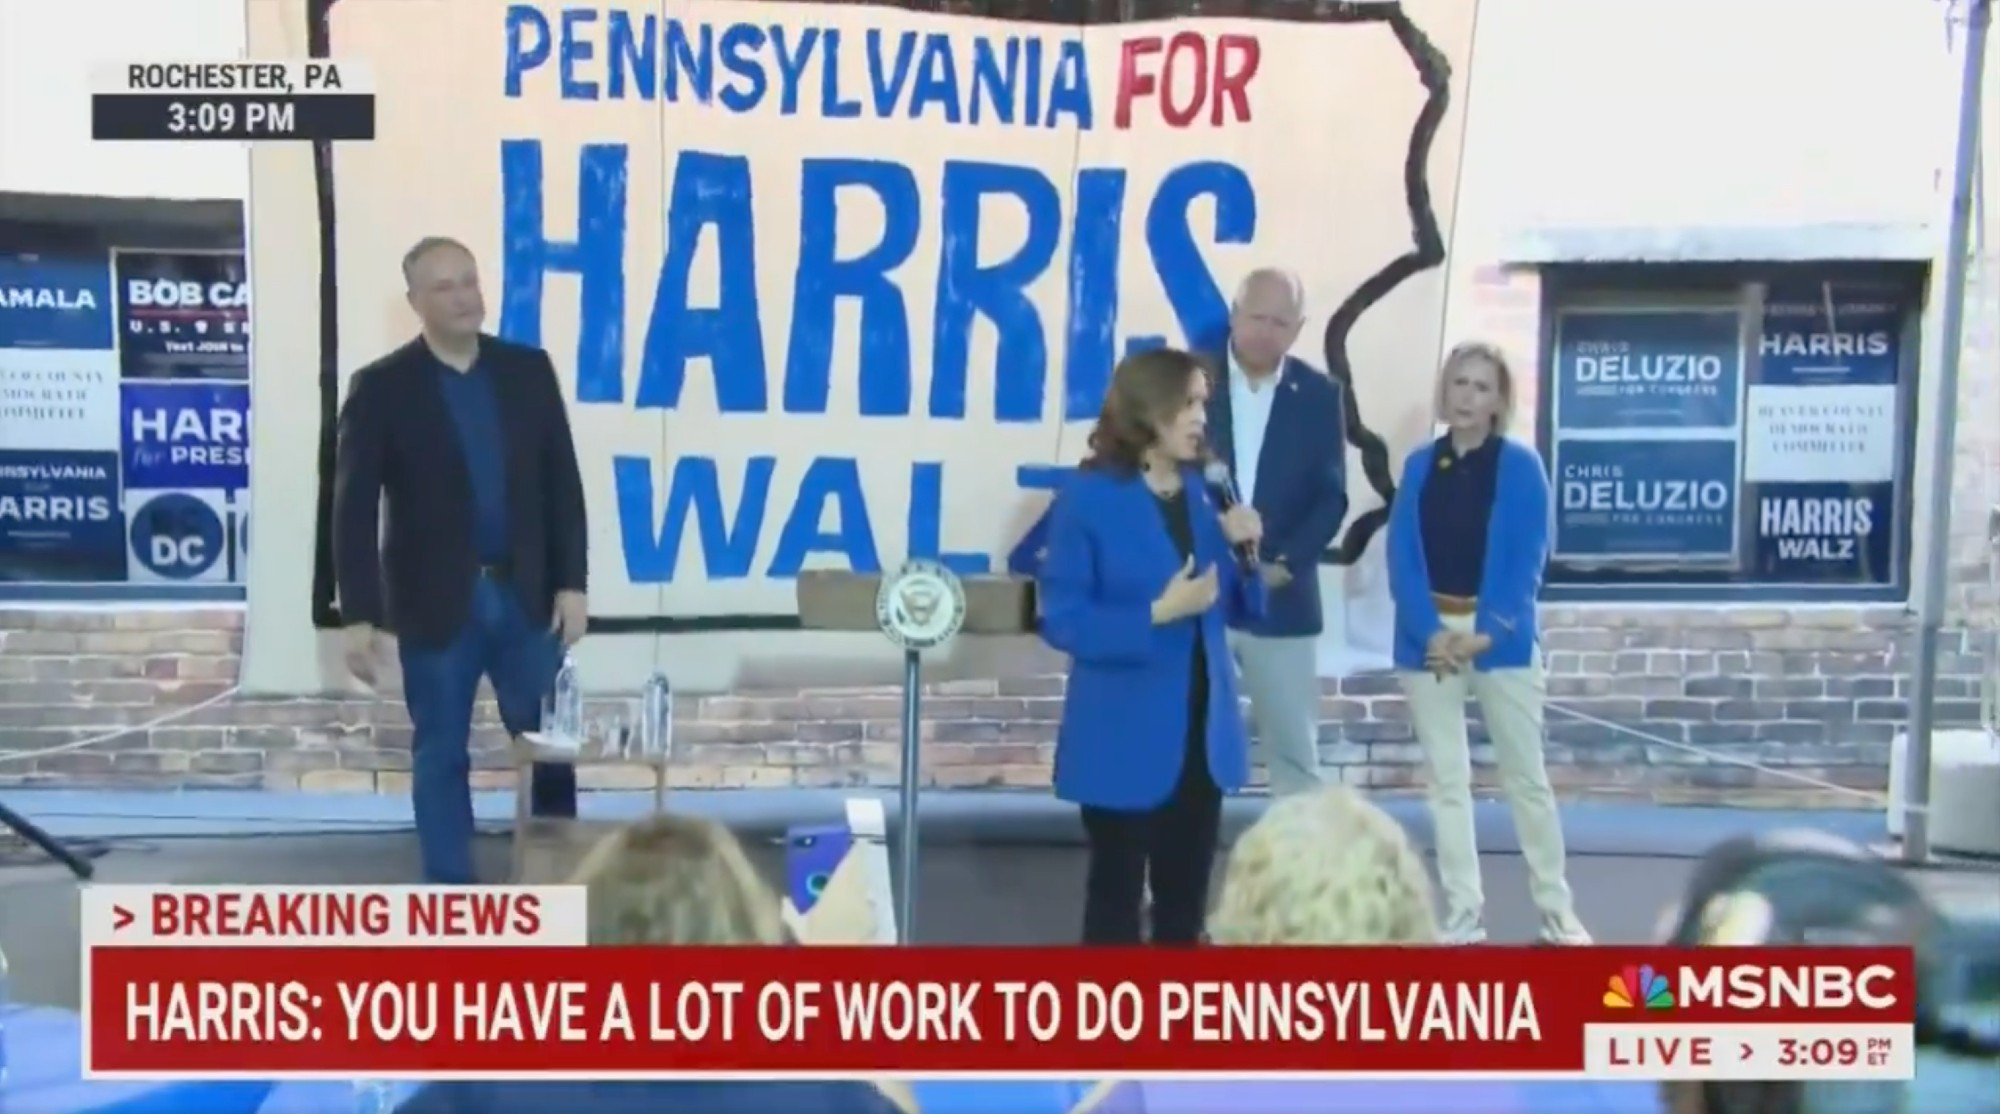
569, 813, 785, 946
1661, 830, 1997, 1114
1208, 786, 1437, 945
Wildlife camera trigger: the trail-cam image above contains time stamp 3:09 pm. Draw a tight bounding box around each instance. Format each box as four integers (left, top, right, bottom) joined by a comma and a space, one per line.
91, 60, 376, 142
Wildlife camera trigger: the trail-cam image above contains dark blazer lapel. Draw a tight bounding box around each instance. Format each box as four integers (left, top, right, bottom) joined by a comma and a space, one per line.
1249, 358, 1311, 504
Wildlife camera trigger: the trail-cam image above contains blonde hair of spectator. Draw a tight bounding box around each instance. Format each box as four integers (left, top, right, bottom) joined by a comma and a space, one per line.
1207, 786, 1439, 945
568, 813, 786, 946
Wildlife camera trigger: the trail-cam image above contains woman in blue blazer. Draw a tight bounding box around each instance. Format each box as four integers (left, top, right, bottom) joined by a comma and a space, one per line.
1036, 348, 1267, 945
1385, 341, 1589, 946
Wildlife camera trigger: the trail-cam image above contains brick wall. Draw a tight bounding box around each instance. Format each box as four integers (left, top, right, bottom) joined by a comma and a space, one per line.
0, 602, 1986, 802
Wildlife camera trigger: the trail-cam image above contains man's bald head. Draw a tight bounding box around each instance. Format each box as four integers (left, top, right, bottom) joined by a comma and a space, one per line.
1228, 268, 1306, 377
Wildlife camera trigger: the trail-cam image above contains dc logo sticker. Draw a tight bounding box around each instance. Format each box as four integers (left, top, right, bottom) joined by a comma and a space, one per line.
131, 493, 224, 579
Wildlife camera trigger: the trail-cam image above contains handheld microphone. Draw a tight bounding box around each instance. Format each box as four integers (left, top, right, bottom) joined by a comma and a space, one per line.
1201, 459, 1258, 570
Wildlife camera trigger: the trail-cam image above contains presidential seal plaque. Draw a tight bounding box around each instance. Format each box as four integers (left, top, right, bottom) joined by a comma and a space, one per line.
875, 559, 968, 653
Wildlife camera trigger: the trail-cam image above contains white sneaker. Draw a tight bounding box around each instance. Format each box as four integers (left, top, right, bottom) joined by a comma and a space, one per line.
1440, 911, 1488, 944
1539, 913, 1593, 945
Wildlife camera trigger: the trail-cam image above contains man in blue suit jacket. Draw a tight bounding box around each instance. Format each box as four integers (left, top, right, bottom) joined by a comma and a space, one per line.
1202, 269, 1350, 796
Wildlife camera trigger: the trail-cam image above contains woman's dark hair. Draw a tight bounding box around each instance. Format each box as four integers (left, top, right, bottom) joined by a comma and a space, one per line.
1081, 347, 1206, 473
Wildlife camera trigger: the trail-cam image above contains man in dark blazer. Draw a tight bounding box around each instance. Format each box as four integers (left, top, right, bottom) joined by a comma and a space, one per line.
1203, 268, 1349, 796
333, 236, 589, 884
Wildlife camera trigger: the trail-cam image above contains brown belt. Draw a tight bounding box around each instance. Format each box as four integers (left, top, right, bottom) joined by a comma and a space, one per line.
1432, 593, 1478, 617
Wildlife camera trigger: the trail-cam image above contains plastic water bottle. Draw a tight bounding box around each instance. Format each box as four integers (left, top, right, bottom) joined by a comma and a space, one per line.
640, 671, 673, 759
550, 652, 583, 747
352, 1078, 398, 1113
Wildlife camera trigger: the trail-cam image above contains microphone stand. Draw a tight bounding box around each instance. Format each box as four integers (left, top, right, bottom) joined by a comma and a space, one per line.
0, 799, 97, 879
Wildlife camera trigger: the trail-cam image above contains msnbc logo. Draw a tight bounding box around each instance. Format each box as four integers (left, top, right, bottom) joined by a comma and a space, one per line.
1604, 965, 1674, 1010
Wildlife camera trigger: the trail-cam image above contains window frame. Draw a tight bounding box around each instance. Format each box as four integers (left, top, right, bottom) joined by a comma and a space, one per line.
1533, 260, 1924, 604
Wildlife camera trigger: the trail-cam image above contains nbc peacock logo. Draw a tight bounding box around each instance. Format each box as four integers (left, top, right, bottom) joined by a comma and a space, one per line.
1604, 964, 1674, 1010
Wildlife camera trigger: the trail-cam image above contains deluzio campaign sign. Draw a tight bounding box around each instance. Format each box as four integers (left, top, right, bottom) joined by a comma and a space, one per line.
241, 0, 1481, 693
0, 253, 114, 351
120, 381, 252, 491
1552, 309, 1741, 432
1552, 438, 1739, 562
0, 449, 127, 582
113, 250, 250, 381
1744, 283, 1903, 486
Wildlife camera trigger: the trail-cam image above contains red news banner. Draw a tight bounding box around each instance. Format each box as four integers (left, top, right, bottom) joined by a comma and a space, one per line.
80, 886, 1917, 1081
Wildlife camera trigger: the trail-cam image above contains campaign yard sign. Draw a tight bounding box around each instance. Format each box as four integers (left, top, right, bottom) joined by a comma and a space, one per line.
114, 250, 250, 380
1552, 438, 1739, 563
120, 381, 251, 491
1752, 482, 1894, 584
0, 253, 114, 351
1744, 284, 1903, 488
0, 449, 127, 582
1552, 309, 1742, 432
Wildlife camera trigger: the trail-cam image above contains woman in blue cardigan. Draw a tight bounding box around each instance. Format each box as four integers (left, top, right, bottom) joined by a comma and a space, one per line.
1386, 342, 1589, 946
1037, 347, 1267, 946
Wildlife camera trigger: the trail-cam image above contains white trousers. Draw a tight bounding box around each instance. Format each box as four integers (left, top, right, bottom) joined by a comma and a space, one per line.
1397, 613, 1576, 925
1228, 631, 1323, 796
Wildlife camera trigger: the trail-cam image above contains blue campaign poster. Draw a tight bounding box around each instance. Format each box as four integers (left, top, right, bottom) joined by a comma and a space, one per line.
0, 449, 127, 582
120, 381, 251, 491
113, 250, 249, 380
0, 253, 114, 350
1752, 481, 1895, 584
1553, 309, 1741, 431
1553, 438, 1739, 561
1758, 283, 1904, 387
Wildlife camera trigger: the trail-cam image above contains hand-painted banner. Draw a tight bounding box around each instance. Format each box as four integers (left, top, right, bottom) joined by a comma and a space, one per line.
246, 0, 1479, 692
114, 250, 250, 380
0, 449, 127, 582
1552, 438, 1739, 563
120, 380, 252, 491
0, 253, 114, 351
1551, 309, 1742, 432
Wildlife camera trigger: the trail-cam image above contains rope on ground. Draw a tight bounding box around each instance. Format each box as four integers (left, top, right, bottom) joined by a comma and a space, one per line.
1543, 701, 1896, 809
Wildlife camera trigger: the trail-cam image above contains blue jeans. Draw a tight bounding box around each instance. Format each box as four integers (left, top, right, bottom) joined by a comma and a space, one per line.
398, 576, 577, 883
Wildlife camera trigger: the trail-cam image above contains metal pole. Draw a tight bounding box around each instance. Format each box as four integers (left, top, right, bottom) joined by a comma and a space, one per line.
896, 649, 923, 941
1904, 0, 1991, 864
